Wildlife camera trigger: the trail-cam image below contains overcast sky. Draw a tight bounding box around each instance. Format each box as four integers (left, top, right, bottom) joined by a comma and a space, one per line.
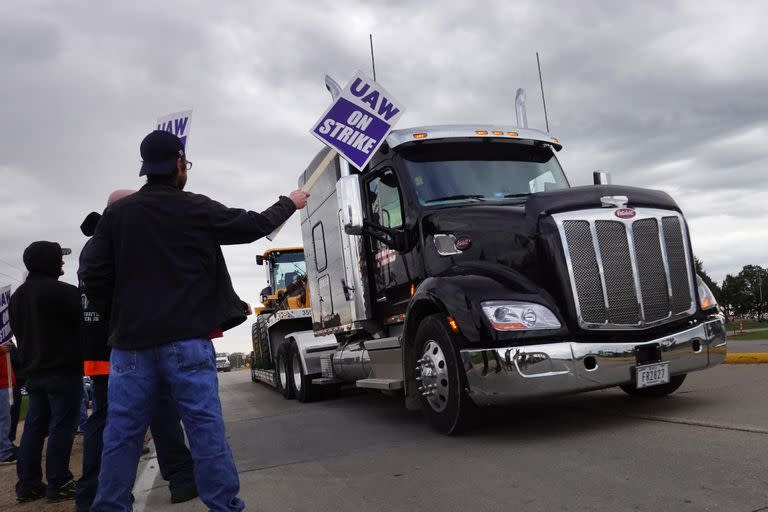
2, 0, 767, 353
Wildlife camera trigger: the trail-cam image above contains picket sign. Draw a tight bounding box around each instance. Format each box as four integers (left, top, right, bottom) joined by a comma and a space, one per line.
268, 73, 405, 241
156, 110, 193, 148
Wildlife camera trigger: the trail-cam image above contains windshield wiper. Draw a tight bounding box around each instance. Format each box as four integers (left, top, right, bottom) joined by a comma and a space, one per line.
424, 194, 485, 204
502, 193, 532, 199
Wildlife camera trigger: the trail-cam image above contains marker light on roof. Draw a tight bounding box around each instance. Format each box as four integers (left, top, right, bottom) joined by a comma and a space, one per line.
475, 130, 488, 135
413, 133, 428, 139
491, 130, 503, 135
551, 137, 559, 143
507, 131, 518, 136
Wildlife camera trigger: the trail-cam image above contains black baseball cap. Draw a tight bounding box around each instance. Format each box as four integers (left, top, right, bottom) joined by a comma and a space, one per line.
139, 130, 185, 176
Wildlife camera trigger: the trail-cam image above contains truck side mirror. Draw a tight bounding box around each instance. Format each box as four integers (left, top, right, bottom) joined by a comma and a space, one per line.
337, 175, 365, 235
593, 171, 611, 185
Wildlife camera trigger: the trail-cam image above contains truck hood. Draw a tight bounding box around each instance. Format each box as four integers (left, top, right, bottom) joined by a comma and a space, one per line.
420, 184, 684, 303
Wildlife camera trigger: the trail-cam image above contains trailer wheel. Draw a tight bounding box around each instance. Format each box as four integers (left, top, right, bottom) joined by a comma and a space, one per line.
414, 314, 476, 435
275, 344, 295, 399
250, 354, 257, 382
290, 341, 316, 403
620, 374, 686, 398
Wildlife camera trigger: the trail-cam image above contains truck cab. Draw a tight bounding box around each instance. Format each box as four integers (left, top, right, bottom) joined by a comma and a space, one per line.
268, 81, 726, 434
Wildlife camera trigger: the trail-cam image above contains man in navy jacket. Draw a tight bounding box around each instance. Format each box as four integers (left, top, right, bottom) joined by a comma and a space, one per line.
80, 130, 308, 512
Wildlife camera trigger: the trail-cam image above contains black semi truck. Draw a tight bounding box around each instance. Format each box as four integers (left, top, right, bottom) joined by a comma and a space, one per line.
254, 79, 725, 434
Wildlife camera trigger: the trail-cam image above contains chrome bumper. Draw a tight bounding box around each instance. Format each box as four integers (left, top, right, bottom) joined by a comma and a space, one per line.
460, 318, 726, 406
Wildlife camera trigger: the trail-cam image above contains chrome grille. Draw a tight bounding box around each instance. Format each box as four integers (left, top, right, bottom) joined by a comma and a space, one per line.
555, 208, 696, 330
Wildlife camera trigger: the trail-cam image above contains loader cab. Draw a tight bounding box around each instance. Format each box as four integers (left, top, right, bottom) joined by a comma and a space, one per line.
256, 247, 307, 310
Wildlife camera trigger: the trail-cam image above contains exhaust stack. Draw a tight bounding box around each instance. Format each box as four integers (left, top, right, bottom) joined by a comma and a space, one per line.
325, 75, 342, 101
515, 88, 528, 128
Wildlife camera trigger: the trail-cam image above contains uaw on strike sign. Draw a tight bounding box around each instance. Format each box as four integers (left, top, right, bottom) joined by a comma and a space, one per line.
157, 110, 193, 147
1, 285, 11, 345
311, 71, 404, 170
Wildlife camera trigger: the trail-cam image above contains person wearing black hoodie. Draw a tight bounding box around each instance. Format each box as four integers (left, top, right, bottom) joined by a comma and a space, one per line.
9, 241, 82, 503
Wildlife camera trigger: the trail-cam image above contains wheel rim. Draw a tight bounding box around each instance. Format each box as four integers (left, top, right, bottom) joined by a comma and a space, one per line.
415, 340, 450, 412
278, 354, 288, 389
292, 351, 303, 392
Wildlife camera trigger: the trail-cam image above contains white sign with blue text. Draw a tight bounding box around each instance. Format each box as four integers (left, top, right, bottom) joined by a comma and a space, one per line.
157, 110, 193, 147
311, 71, 404, 171
1, 284, 11, 345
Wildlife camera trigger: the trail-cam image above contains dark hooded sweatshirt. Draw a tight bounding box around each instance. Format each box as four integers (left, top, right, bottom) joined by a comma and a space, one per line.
79, 184, 296, 350
9, 241, 82, 377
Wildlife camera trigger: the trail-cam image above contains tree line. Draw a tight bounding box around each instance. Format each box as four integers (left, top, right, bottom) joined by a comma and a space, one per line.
696, 258, 766, 318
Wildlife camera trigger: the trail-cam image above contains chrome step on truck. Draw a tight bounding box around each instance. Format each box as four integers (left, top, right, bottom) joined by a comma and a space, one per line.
250, 76, 726, 434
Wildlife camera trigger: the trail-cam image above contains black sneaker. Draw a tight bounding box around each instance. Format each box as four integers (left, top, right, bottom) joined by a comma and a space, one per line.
47, 479, 77, 502
0, 453, 16, 465
170, 484, 198, 504
16, 486, 45, 503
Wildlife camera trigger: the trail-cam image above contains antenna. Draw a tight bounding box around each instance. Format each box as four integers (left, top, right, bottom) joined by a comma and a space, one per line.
536, 52, 550, 132
369, 34, 377, 81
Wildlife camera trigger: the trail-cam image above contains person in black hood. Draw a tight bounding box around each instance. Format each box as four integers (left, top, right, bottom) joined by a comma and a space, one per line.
9, 241, 82, 503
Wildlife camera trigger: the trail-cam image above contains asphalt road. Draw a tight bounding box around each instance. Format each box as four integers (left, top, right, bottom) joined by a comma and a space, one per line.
145, 364, 768, 512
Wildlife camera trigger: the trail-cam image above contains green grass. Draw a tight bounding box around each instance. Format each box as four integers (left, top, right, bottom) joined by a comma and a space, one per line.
729, 330, 768, 341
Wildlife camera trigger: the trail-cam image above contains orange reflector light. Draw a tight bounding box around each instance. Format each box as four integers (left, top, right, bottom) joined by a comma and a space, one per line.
507, 131, 518, 136
490, 321, 526, 331
410, 282, 416, 297
701, 297, 713, 310
413, 133, 428, 139
447, 316, 460, 333
551, 137, 559, 143
475, 130, 488, 135
492, 130, 503, 135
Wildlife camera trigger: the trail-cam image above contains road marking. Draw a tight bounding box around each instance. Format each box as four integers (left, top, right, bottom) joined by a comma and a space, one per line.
132, 445, 161, 512
621, 414, 768, 435
725, 352, 768, 364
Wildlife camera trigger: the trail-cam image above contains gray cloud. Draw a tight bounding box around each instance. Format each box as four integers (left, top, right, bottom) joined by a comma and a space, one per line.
2, 0, 767, 352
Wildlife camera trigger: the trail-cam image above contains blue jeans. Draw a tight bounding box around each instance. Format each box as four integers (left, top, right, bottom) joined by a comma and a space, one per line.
0, 387, 14, 460
76, 375, 196, 510
91, 339, 243, 512
16, 374, 82, 495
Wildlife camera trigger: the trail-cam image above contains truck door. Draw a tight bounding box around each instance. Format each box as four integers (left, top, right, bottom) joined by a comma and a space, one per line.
364, 167, 410, 324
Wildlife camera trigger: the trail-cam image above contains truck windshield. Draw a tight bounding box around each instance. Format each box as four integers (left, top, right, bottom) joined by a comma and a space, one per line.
399, 140, 568, 206
271, 251, 306, 290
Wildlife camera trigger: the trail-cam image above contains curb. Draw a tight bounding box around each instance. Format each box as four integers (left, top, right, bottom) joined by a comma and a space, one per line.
724, 352, 768, 364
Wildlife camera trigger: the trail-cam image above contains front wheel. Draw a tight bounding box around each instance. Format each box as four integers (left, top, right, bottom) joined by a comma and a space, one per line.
620, 374, 686, 398
413, 314, 477, 435
275, 344, 295, 399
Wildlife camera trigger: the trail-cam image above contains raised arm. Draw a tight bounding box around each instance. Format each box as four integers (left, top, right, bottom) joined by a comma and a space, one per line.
208, 190, 309, 245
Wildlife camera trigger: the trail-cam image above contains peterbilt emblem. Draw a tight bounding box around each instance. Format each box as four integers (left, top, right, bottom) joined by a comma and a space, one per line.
615, 208, 636, 219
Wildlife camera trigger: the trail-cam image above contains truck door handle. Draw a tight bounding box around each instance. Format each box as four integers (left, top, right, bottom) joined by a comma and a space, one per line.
341, 279, 354, 301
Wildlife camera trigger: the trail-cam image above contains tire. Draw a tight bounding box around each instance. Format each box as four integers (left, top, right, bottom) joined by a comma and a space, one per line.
250, 355, 258, 382
290, 341, 316, 403
620, 374, 687, 398
252, 315, 272, 369
413, 314, 477, 435
275, 344, 295, 399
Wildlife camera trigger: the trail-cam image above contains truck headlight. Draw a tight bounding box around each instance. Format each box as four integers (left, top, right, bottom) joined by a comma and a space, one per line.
481, 301, 561, 331
696, 275, 718, 311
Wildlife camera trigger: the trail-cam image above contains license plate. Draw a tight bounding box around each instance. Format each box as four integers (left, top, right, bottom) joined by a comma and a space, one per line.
635, 362, 670, 389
